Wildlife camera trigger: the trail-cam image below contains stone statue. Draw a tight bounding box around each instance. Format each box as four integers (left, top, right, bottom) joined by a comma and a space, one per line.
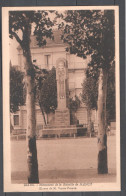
57, 61, 65, 99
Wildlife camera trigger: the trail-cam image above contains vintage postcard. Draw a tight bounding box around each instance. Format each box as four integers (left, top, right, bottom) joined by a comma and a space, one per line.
2, 6, 120, 192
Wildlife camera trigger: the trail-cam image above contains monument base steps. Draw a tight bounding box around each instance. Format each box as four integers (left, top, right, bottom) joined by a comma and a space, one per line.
39, 126, 77, 138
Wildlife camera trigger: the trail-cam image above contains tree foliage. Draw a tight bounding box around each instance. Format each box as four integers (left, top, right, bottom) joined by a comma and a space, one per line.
68, 95, 81, 125
10, 66, 25, 113
81, 65, 115, 122
9, 11, 54, 49
68, 95, 81, 112
81, 69, 98, 111
35, 67, 57, 114
61, 10, 115, 71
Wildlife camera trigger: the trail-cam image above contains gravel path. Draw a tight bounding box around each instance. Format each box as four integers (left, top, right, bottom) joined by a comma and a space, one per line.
11, 136, 116, 183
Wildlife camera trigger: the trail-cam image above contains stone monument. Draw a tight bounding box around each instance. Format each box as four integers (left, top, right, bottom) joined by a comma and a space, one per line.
55, 58, 70, 126
41, 58, 77, 138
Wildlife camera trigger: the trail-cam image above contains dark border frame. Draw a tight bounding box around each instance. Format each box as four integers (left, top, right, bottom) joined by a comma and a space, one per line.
0, 0, 125, 195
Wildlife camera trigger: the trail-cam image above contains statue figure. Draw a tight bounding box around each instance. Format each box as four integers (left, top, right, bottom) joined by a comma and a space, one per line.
57, 61, 65, 99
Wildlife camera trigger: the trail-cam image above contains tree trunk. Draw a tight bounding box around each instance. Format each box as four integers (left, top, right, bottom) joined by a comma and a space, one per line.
97, 68, 108, 174
87, 108, 92, 137
11, 20, 39, 183
26, 73, 39, 183
39, 102, 47, 125
23, 44, 39, 182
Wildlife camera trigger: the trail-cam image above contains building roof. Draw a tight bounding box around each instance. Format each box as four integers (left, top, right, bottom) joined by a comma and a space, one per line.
17, 29, 65, 50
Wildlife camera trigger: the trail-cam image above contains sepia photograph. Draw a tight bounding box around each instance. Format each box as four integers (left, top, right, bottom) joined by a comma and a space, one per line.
2, 6, 120, 192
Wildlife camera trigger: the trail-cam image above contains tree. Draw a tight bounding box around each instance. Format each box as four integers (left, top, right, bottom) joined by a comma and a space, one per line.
34, 66, 48, 125
40, 67, 57, 114
61, 10, 115, 173
10, 65, 26, 133
81, 68, 98, 136
35, 66, 57, 124
68, 95, 81, 125
82, 65, 115, 136
10, 65, 25, 113
9, 11, 54, 183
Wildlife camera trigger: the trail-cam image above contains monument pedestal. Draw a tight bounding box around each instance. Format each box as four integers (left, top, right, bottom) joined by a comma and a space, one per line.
40, 109, 77, 138
55, 109, 70, 126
